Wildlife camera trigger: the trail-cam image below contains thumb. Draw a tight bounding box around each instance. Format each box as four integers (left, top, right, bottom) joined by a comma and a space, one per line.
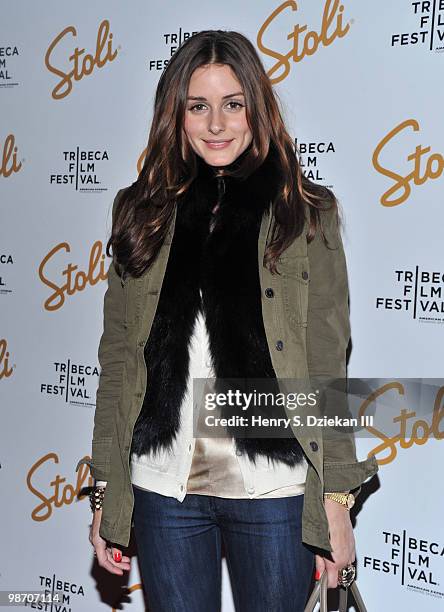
315, 554, 326, 580
111, 546, 122, 563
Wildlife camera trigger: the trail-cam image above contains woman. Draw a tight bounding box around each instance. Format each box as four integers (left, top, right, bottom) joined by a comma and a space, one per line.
77, 30, 378, 611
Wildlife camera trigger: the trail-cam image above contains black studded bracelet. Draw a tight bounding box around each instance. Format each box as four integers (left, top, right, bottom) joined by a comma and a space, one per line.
89, 486, 106, 512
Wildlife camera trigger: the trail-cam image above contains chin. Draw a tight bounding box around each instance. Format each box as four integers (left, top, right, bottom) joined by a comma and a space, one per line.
200, 152, 238, 167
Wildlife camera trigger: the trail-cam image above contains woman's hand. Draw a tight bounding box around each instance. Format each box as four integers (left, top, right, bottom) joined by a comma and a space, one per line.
89, 509, 131, 575
314, 499, 356, 588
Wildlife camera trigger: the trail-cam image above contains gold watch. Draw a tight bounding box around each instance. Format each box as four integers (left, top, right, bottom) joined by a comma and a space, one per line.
324, 491, 355, 510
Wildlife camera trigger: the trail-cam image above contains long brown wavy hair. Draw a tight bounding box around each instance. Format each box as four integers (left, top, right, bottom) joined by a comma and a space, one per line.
108, 30, 340, 278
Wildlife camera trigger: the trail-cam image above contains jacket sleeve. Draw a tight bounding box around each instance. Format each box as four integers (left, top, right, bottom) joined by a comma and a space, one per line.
306, 201, 378, 494
75, 188, 127, 481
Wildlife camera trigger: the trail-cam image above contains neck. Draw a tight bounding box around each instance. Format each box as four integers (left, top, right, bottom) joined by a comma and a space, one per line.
194, 142, 282, 209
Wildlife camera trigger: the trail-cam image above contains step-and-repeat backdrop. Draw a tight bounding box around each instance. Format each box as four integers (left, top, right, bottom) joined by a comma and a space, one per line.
1, 1, 442, 610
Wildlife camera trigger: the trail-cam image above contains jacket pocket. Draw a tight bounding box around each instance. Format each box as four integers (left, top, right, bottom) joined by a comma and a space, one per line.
278, 255, 310, 327
121, 274, 141, 328
91, 436, 114, 478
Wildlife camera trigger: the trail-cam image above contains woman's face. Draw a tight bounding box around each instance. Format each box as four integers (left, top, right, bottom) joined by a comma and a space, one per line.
183, 63, 253, 167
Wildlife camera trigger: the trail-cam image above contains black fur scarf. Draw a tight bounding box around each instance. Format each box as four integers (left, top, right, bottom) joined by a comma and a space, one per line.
130, 145, 305, 469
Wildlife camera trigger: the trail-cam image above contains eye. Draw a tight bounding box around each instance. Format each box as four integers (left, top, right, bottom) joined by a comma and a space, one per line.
188, 100, 245, 113
226, 101, 244, 110
189, 103, 207, 112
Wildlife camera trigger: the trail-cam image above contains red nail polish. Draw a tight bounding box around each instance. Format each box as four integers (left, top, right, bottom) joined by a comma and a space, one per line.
314, 570, 321, 581
114, 551, 122, 563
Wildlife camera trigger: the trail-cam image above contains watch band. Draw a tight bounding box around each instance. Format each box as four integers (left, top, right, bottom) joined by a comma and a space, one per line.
324, 491, 355, 510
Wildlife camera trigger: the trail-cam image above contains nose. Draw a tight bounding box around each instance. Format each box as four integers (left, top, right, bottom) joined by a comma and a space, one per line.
208, 107, 226, 134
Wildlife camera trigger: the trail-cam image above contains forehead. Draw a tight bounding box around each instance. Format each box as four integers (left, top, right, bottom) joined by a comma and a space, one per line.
187, 64, 243, 96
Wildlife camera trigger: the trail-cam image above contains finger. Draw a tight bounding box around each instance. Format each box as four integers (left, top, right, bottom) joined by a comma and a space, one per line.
95, 545, 125, 575
105, 547, 131, 572
110, 546, 131, 565
314, 554, 325, 580
327, 566, 339, 589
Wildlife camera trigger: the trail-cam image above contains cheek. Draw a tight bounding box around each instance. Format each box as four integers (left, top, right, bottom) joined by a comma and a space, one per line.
184, 115, 204, 138
231, 116, 251, 138
183, 117, 193, 140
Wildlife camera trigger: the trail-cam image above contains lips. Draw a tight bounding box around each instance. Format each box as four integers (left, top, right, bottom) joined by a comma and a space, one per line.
203, 139, 233, 149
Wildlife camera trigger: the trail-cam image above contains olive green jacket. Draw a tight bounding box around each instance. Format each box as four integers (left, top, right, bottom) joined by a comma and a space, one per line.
76, 188, 378, 552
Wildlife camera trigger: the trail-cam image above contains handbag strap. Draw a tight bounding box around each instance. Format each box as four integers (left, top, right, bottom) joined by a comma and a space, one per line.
350, 582, 368, 612
339, 579, 369, 612
304, 571, 327, 612
304, 571, 368, 612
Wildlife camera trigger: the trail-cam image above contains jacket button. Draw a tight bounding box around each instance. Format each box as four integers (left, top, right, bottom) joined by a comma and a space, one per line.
247, 486, 255, 494
265, 288, 274, 298
235, 449, 242, 456
275, 340, 284, 351
302, 271, 309, 280
138, 340, 145, 347
310, 441, 319, 452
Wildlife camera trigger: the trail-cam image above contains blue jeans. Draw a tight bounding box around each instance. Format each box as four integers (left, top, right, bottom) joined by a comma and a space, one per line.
132, 485, 315, 612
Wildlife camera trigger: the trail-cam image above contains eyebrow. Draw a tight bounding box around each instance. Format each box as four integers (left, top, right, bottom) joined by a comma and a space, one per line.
186, 92, 245, 101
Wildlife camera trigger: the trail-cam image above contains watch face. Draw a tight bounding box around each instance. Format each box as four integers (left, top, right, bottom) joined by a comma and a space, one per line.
346, 494, 355, 509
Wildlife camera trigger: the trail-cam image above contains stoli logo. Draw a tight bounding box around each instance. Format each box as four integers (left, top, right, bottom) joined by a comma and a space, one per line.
0, 134, 22, 178
27, 453, 93, 522
45, 18, 118, 100
257, 0, 351, 84
372, 118, 444, 207
0, 339, 13, 380
38, 241, 108, 311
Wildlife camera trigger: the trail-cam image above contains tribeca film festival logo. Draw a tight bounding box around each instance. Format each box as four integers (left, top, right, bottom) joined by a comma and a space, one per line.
0, 44, 19, 88
0, 133, 23, 178
391, 0, 444, 52
0, 253, 14, 295
257, 0, 352, 84
38, 240, 108, 311
376, 267, 444, 324
364, 530, 444, 599
49, 147, 110, 192
296, 138, 335, 185
148, 27, 198, 71
0, 338, 14, 381
40, 359, 99, 406
45, 18, 119, 100
373, 119, 443, 207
